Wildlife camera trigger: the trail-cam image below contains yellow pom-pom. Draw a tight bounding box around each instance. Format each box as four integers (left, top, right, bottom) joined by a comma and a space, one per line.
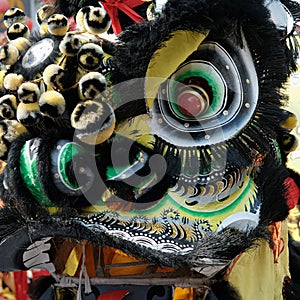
39, 21, 49, 35
36, 4, 55, 25
39, 90, 66, 117
47, 14, 69, 36
16, 101, 41, 127
0, 119, 27, 159
10, 37, 31, 53
3, 119, 27, 141
4, 73, 24, 91
0, 95, 18, 119
43, 64, 65, 91
4, 8, 26, 28
78, 72, 107, 100
7, 23, 30, 41
282, 132, 298, 153
71, 100, 115, 145
77, 6, 111, 35
59, 32, 83, 57
75, 8, 86, 32
0, 44, 19, 66
280, 111, 298, 131
77, 43, 103, 70
17, 82, 40, 103
0, 71, 7, 91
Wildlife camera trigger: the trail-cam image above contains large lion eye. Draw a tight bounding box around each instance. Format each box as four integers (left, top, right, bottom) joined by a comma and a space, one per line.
152, 38, 259, 147
168, 60, 226, 121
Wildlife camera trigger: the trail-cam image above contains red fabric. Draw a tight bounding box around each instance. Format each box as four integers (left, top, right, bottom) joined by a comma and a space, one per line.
0, 0, 9, 14
284, 177, 300, 209
102, 0, 145, 34
14, 271, 28, 300
98, 290, 130, 300
26, 18, 33, 30
31, 269, 50, 280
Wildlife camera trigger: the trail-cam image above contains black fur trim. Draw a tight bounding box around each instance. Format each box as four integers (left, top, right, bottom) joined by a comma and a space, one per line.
2, 132, 47, 218
283, 280, 300, 300
289, 235, 300, 284
0, 213, 270, 273
256, 156, 290, 223
36, 128, 91, 208
209, 280, 241, 300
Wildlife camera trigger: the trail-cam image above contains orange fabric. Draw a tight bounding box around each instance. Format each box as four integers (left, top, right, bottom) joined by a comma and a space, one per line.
173, 287, 194, 300
102, 247, 175, 276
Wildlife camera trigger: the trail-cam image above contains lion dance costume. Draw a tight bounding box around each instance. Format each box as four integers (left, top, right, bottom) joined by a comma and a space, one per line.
0, 0, 300, 299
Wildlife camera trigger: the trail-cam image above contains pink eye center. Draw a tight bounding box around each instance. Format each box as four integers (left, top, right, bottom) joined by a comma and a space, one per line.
177, 86, 209, 117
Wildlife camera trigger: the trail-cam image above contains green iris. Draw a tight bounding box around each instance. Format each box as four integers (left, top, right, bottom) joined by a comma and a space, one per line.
168, 61, 226, 120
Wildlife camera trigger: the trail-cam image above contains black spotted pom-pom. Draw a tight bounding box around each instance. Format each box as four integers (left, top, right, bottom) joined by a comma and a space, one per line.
71, 99, 115, 145
3, 8, 26, 28
39, 90, 66, 118
78, 72, 107, 100
47, 14, 69, 36
43, 64, 65, 91
0, 44, 19, 66
7, 23, 30, 41
77, 43, 103, 70
0, 95, 18, 120
76, 6, 111, 35
17, 82, 40, 103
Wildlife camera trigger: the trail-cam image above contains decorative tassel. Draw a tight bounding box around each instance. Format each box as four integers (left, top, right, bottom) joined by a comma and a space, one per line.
77, 241, 92, 299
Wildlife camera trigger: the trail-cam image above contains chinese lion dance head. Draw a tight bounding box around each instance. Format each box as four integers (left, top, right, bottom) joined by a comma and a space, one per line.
0, 0, 299, 298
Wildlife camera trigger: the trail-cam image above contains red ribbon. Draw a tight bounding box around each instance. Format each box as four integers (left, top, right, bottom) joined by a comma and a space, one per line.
102, 0, 145, 34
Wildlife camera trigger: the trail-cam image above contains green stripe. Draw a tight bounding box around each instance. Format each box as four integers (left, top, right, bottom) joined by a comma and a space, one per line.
20, 140, 54, 207
58, 142, 82, 190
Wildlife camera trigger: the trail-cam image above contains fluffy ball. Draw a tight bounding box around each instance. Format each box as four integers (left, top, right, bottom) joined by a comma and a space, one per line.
43, 64, 65, 91
79, 72, 107, 100
36, 4, 55, 25
0, 44, 19, 66
3, 8, 26, 28
7, 23, 30, 41
16, 101, 41, 127
76, 6, 111, 35
17, 82, 40, 103
0, 71, 7, 91
59, 32, 84, 57
0, 119, 27, 159
4, 73, 24, 91
0, 95, 17, 119
75, 7, 86, 32
77, 43, 103, 70
71, 100, 115, 145
39, 90, 66, 117
9, 37, 31, 53
47, 14, 69, 36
